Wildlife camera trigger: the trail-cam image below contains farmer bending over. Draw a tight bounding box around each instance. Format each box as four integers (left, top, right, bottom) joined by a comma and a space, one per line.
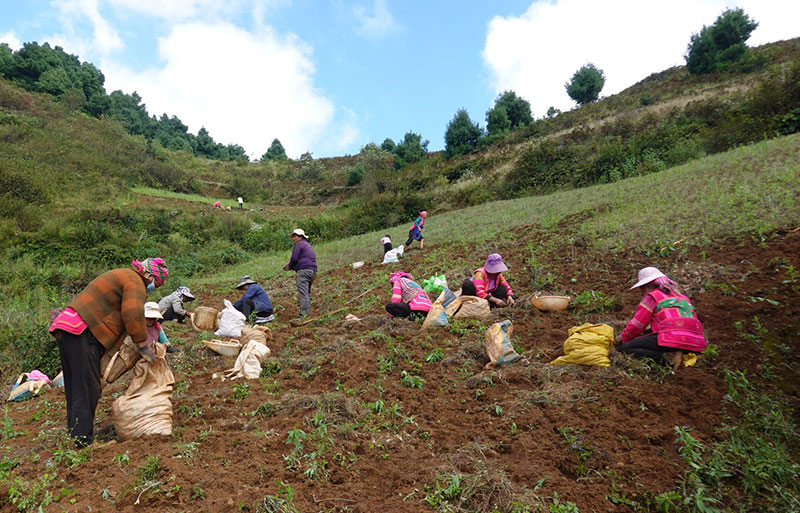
158, 285, 195, 323
48, 257, 168, 446
461, 253, 515, 308
233, 276, 274, 324
385, 271, 432, 320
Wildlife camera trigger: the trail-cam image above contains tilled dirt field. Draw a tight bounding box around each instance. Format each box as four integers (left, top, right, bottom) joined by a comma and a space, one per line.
2, 227, 798, 513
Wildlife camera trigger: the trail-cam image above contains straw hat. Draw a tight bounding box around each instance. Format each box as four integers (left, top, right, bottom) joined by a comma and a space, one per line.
630, 267, 667, 289
290, 228, 308, 239
144, 302, 163, 319
236, 275, 257, 289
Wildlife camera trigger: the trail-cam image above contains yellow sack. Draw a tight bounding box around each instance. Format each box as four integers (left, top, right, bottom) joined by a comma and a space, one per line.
549, 323, 612, 367
683, 353, 697, 367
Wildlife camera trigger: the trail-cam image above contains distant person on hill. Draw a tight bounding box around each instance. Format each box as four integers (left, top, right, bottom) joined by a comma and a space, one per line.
381, 234, 393, 254
158, 286, 195, 324
48, 257, 169, 446
233, 276, 274, 323
283, 229, 317, 319
213, 201, 221, 208
385, 271, 432, 320
460, 253, 515, 308
405, 210, 428, 249
614, 267, 706, 371
145, 301, 179, 353
238, 196, 243, 210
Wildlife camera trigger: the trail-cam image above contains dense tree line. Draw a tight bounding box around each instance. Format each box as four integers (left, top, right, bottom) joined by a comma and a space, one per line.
0, 41, 247, 161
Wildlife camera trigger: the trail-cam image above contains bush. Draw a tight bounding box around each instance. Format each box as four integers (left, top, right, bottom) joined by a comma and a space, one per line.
347, 163, 365, 186
394, 131, 429, 169
444, 108, 482, 159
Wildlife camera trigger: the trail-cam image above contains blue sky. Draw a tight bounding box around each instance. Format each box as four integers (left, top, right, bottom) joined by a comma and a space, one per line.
1, 0, 797, 159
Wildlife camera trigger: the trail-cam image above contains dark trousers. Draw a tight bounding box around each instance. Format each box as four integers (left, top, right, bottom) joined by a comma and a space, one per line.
161, 305, 187, 323
385, 302, 426, 320
236, 299, 273, 320
383, 242, 393, 254
57, 329, 103, 446
461, 280, 509, 308
405, 229, 422, 247
617, 333, 670, 363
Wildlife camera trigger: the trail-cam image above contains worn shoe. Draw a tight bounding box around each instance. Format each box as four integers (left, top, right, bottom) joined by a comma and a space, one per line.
166, 345, 181, 353
254, 314, 275, 324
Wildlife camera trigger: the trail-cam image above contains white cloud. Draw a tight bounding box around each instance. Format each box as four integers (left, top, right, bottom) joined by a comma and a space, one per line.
0, 30, 22, 50
101, 22, 356, 159
483, 0, 800, 116
50, 0, 124, 56
352, 0, 402, 39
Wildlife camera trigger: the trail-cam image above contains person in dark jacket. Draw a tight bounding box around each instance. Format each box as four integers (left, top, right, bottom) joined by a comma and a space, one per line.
48, 257, 168, 446
283, 228, 317, 318
233, 276, 274, 323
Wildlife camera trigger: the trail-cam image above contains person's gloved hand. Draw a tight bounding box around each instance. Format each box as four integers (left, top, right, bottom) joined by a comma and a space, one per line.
138, 343, 156, 363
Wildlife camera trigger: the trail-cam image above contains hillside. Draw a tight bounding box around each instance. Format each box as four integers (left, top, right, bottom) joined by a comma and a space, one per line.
1, 133, 799, 512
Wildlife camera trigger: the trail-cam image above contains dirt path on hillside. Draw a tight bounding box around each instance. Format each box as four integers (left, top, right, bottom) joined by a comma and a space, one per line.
1, 226, 798, 513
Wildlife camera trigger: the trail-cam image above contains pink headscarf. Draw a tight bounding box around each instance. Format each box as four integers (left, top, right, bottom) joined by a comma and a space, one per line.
131, 257, 169, 287
389, 271, 413, 282
653, 276, 680, 294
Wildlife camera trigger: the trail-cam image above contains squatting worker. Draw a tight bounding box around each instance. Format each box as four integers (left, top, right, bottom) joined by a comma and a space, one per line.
158, 285, 195, 323
283, 228, 317, 319
48, 257, 168, 446
615, 267, 706, 371
460, 253, 515, 309
385, 271, 432, 320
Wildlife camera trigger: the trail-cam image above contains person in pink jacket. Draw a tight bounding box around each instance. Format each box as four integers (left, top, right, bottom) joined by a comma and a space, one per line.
385, 271, 432, 320
615, 267, 706, 370
460, 253, 515, 308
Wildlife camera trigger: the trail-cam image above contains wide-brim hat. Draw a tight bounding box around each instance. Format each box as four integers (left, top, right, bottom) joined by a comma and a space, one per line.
291, 228, 308, 239
144, 301, 163, 319
484, 253, 508, 274
630, 267, 667, 289
236, 275, 257, 289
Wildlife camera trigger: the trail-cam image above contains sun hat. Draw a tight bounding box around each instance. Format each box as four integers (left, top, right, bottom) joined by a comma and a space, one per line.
175, 286, 195, 301
290, 228, 308, 239
236, 275, 257, 289
144, 302, 163, 319
484, 253, 508, 274
630, 267, 667, 289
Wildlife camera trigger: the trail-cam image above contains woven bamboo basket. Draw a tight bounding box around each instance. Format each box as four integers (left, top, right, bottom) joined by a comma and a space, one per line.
191, 306, 220, 332
531, 295, 571, 312
203, 339, 241, 357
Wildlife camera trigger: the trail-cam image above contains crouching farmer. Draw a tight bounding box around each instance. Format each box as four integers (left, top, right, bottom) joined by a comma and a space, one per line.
461, 253, 515, 308
385, 272, 432, 321
48, 257, 168, 446
615, 267, 706, 370
233, 276, 275, 323
158, 286, 195, 323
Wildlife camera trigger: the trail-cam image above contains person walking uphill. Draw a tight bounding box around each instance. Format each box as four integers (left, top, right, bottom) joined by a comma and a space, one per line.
284, 229, 317, 318
48, 257, 169, 446
233, 276, 274, 323
615, 267, 706, 371
385, 271, 432, 320
405, 210, 428, 249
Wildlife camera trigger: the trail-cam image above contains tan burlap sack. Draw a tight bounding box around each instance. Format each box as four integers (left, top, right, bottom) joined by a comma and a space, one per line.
112, 343, 175, 440
100, 336, 141, 386
453, 296, 491, 321
240, 326, 269, 345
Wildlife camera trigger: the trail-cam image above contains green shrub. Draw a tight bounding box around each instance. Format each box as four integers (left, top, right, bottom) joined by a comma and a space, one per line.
347, 163, 365, 186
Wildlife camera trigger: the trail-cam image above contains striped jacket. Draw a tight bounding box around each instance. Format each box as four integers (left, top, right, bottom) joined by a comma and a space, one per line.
620, 288, 705, 352
68, 268, 150, 349
391, 276, 432, 312
471, 267, 514, 299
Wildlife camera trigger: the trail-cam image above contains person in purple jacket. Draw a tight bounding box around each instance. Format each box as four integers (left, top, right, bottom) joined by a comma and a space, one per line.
283, 228, 318, 318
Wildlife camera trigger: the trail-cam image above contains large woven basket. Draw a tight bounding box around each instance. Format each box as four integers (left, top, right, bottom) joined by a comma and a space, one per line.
531, 295, 571, 312
191, 306, 220, 332
203, 339, 241, 357
100, 336, 141, 385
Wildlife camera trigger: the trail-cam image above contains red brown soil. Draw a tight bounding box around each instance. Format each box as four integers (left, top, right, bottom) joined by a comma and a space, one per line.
2, 227, 798, 513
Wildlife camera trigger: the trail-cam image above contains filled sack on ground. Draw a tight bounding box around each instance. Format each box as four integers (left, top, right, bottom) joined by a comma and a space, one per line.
549, 323, 612, 367
240, 326, 270, 345
382, 245, 404, 264
7, 373, 49, 402
223, 340, 271, 380
422, 287, 459, 329
452, 296, 491, 321
214, 299, 246, 338
112, 343, 175, 440
484, 320, 521, 369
